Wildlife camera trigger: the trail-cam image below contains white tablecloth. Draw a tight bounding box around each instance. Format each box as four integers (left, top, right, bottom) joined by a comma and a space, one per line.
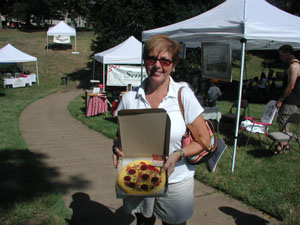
4, 74, 36, 88
203, 106, 222, 122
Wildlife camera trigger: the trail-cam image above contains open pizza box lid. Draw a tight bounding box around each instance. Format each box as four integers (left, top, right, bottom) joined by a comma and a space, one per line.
115, 108, 170, 197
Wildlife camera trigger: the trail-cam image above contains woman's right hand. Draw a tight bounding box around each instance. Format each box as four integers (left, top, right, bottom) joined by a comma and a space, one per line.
112, 147, 124, 168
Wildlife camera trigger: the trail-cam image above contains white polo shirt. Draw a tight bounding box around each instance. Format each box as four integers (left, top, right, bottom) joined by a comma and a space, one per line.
116, 77, 204, 183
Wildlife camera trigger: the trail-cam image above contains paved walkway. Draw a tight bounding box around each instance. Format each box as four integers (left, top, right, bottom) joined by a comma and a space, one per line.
19, 85, 282, 225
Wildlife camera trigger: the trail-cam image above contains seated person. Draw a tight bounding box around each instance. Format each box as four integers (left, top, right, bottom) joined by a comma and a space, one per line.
207, 80, 222, 107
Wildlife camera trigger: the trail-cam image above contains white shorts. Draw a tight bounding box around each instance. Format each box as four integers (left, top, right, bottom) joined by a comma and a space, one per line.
122, 177, 194, 224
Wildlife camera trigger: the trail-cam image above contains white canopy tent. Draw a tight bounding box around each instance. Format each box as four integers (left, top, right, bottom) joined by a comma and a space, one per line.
142, 0, 300, 172
0, 43, 39, 85
93, 36, 143, 90
46, 21, 77, 52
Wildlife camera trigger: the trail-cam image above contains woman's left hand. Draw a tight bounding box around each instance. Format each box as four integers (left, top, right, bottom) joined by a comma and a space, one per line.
161, 151, 180, 177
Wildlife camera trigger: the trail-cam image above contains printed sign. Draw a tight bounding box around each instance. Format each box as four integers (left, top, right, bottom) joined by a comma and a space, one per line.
107, 65, 147, 86
202, 43, 232, 82
53, 35, 71, 44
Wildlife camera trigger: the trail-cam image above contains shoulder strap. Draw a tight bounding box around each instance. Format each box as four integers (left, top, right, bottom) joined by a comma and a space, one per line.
178, 87, 212, 151
178, 87, 185, 118
290, 60, 300, 65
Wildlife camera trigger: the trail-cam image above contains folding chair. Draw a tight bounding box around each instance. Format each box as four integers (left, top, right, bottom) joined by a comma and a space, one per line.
222, 99, 249, 123
239, 100, 277, 147
267, 112, 300, 153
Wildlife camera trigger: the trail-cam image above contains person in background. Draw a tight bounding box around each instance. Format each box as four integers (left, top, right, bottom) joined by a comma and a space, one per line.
258, 72, 267, 102
112, 35, 210, 225
275, 44, 300, 154
207, 79, 222, 107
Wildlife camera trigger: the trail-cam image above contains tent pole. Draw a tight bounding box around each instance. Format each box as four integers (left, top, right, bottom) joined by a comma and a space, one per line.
75, 36, 77, 52
103, 64, 105, 91
141, 43, 144, 84
36, 62, 40, 86
232, 39, 247, 173
47, 36, 48, 51
92, 59, 95, 80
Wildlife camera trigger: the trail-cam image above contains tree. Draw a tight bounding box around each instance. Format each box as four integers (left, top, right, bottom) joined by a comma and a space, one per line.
8, 0, 53, 26
5, 0, 90, 27
64, 0, 91, 26
0, 0, 17, 29
90, 0, 224, 54
267, 0, 300, 16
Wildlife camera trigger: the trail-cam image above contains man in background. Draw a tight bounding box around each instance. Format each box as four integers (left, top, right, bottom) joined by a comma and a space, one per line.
207, 79, 222, 107
275, 44, 300, 153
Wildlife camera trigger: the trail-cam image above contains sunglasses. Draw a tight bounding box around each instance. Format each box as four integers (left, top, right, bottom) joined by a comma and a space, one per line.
145, 57, 173, 67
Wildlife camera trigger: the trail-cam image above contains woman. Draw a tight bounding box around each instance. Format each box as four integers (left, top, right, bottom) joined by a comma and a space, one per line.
113, 35, 210, 225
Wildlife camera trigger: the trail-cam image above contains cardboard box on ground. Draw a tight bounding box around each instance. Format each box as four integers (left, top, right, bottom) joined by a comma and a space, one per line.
116, 109, 170, 198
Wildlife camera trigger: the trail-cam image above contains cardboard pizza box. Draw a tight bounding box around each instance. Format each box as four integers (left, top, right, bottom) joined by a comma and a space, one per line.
115, 108, 170, 197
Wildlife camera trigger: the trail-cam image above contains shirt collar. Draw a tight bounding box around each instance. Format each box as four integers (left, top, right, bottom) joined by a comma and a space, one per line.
137, 76, 178, 100
167, 76, 178, 98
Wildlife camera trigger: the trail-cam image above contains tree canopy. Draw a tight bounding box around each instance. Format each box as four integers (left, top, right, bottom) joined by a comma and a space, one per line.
89, 0, 224, 54
89, 0, 300, 55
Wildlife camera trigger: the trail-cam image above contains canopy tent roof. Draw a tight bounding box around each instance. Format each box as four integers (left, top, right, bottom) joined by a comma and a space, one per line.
47, 21, 76, 36
0, 43, 39, 86
0, 44, 37, 63
142, 0, 300, 50
94, 36, 142, 64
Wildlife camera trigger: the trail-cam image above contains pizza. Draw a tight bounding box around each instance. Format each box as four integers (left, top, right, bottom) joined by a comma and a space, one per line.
117, 159, 166, 195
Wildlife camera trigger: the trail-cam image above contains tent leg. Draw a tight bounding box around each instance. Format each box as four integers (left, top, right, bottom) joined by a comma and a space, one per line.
141, 43, 145, 84
232, 39, 246, 173
36, 62, 40, 86
92, 59, 95, 80
103, 64, 105, 91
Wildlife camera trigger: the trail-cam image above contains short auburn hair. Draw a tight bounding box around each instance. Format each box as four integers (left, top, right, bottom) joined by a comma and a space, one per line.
143, 35, 180, 64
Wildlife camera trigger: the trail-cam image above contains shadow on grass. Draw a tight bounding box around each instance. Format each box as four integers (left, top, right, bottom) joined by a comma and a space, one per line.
219, 206, 269, 225
0, 149, 90, 210
246, 149, 274, 158
104, 116, 117, 124
66, 192, 134, 225
68, 67, 94, 90
219, 122, 236, 145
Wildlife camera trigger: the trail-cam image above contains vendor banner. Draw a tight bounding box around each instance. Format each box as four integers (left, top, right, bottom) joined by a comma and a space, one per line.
53, 35, 71, 44
107, 65, 147, 86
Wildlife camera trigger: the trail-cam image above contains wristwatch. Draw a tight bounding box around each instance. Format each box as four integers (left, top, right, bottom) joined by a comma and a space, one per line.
174, 149, 185, 161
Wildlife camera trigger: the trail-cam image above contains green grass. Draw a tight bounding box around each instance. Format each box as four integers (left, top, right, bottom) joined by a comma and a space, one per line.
68, 96, 300, 225
0, 29, 95, 225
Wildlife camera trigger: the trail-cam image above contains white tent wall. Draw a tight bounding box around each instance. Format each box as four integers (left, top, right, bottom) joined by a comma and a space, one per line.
46, 21, 77, 52
0, 43, 40, 85
93, 36, 143, 90
142, 0, 300, 172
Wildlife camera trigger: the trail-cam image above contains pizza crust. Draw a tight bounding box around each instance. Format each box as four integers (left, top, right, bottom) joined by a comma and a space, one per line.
117, 159, 166, 195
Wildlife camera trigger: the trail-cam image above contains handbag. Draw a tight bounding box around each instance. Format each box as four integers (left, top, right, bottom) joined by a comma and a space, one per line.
178, 87, 217, 164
